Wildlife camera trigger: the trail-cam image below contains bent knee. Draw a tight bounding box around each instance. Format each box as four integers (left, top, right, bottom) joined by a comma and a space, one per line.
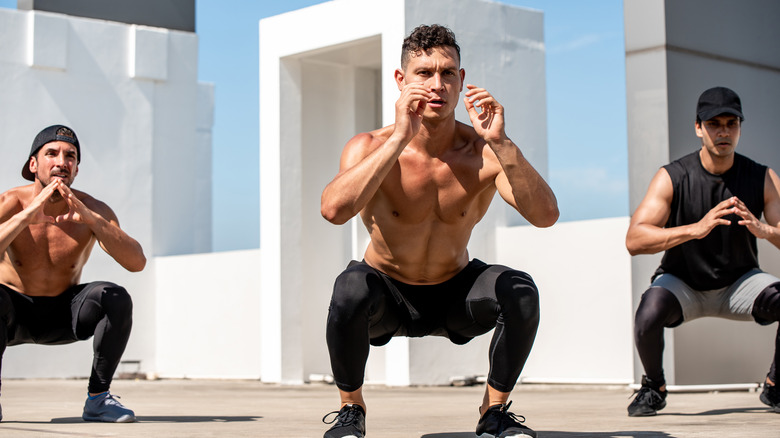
330, 269, 385, 317
635, 287, 681, 331
98, 283, 133, 316
753, 282, 780, 323
496, 271, 540, 320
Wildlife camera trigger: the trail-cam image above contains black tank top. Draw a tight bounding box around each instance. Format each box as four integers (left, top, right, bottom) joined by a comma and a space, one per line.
654, 151, 766, 290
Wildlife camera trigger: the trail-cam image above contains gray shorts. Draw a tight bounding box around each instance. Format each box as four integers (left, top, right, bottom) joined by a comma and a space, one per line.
651, 269, 780, 323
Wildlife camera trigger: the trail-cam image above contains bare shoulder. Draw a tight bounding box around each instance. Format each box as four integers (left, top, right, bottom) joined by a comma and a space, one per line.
455, 120, 496, 161
456, 120, 481, 142
646, 167, 673, 199
630, 167, 673, 226
765, 167, 780, 197
73, 189, 118, 222
346, 125, 394, 152
454, 120, 483, 147
0, 185, 31, 220
340, 125, 395, 166
766, 167, 780, 184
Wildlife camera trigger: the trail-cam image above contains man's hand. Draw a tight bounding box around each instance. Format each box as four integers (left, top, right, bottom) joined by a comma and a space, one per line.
733, 197, 772, 239
394, 82, 431, 144
26, 180, 62, 225
464, 84, 506, 145
693, 197, 739, 239
53, 182, 98, 226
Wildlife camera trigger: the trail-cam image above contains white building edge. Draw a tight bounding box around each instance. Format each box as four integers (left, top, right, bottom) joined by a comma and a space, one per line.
1, 0, 779, 388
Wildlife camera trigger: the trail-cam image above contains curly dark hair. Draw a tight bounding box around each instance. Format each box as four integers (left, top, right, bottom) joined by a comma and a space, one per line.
401, 24, 460, 69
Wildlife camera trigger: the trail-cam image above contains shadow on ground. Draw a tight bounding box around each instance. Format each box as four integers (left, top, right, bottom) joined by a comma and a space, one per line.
421, 431, 676, 438
44, 415, 263, 423
660, 406, 768, 416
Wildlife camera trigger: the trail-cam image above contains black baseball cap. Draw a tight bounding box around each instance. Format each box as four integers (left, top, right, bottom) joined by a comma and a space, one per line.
696, 86, 744, 122
22, 124, 81, 181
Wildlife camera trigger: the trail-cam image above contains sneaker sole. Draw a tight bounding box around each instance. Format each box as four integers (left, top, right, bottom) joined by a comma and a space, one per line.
479, 434, 535, 438
83, 414, 136, 423
628, 410, 657, 417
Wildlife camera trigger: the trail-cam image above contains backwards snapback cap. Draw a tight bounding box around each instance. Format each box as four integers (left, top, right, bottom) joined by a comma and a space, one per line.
22, 125, 81, 181
696, 86, 744, 122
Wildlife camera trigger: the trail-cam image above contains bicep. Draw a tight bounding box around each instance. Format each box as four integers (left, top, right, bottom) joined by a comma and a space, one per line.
338, 133, 375, 173
629, 169, 674, 230
0, 192, 23, 224
86, 196, 121, 228
763, 168, 780, 226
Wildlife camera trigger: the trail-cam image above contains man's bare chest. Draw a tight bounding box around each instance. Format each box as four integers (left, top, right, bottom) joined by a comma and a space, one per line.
11, 223, 95, 267
377, 160, 495, 224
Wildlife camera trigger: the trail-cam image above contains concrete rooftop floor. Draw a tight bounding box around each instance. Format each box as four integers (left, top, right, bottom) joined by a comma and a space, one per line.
0, 378, 776, 437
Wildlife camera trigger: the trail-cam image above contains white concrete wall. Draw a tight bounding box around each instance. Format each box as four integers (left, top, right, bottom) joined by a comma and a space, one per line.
0, 8, 212, 379
8, 0, 775, 389
498, 217, 635, 384
155, 250, 262, 379
259, 0, 406, 385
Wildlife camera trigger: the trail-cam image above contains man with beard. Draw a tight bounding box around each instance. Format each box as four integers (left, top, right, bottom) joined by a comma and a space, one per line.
0, 125, 146, 423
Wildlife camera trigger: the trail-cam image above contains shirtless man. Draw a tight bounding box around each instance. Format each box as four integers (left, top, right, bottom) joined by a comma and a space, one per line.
626, 87, 780, 416
320, 25, 558, 438
0, 125, 146, 423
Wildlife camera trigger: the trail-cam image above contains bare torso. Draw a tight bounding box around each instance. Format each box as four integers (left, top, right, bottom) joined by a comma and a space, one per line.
0, 185, 98, 296
360, 122, 502, 284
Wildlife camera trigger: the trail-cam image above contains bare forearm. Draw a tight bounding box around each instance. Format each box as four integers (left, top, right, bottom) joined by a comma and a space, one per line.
755, 222, 780, 251
626, 223, 700, 255
492, 139, 558, 227
0, 210, 34, 255
91, 216, 146, 271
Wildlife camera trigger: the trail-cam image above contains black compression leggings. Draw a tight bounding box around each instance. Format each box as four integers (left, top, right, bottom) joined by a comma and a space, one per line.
326, 260, 540, 393
635, 282, 780, 385
0, 282, 133, 394
752, 282, 780, 383
633, 286, 683, 384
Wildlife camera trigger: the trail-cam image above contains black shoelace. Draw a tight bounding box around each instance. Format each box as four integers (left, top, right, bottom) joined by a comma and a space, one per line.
630, 386, 663, 405
322, 405, 361, 427
494, 401, 528, 427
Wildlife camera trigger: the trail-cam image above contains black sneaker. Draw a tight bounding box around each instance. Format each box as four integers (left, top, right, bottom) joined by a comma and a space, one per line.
476, 401, 536, 438
760, 381, 780, 413
628, 375, 667, 417
322, 404, 366, 438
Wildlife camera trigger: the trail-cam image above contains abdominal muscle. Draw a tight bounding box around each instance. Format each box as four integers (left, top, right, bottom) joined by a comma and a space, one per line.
362, 213, 476, 285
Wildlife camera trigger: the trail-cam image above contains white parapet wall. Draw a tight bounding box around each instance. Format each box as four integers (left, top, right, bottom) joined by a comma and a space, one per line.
154, 250, 262, 379
497, 217, 635, 385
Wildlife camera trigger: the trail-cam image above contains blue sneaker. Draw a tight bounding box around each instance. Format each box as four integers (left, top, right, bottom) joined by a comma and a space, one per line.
82, 392, 136, 423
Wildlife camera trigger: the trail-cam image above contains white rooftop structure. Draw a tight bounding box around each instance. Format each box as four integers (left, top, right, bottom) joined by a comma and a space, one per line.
0, 0, 778, 389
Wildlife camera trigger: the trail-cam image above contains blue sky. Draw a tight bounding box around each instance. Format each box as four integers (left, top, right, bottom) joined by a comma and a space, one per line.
0, 0, 628, 252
